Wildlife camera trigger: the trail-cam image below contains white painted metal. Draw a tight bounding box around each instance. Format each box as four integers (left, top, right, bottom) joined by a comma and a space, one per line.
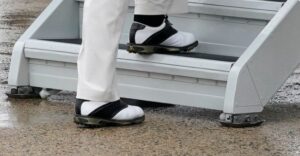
8, 0, 300, 116
8, 0, 79, 86
24, 39, 230, 110
224, 0, 300, 114
80, 0, 283, 57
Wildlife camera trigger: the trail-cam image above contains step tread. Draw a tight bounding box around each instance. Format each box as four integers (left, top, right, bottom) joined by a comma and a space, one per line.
25, 39, 234, 81
42, 38, 239, 62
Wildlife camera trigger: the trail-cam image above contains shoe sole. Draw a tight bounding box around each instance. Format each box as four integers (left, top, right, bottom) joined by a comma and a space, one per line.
127, 41, 198, 54
74, 115, 145, 128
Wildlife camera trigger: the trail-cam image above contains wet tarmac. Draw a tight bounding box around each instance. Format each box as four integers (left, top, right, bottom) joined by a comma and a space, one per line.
0, 0, 300, 155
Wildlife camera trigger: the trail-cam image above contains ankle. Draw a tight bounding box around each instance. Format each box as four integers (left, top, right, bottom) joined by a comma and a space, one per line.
134, 15, 165, 27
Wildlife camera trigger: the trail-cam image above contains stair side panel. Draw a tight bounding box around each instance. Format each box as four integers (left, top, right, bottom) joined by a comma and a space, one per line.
224, 0, 300, 114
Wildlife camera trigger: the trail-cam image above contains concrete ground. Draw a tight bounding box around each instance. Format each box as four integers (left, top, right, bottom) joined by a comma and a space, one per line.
0, 0, 300, 155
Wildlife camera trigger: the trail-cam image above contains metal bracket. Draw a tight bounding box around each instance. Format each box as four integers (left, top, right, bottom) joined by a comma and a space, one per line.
219, 113, 265, 128
6, 87, 61, 99
6, 86, 42, 99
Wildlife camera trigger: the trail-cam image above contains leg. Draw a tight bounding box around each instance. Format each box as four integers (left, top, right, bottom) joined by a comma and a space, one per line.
77, 0, 128, 101
127, 0, 198, 54
75, 0, 144, 127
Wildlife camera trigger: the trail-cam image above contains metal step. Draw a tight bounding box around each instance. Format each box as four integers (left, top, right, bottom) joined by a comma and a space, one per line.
42, 38, 239, 62
76, 0, 283, 58
23, 38, 234, 110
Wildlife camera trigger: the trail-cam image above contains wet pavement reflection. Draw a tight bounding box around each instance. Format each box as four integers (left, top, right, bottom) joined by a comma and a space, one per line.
0, 91, 300, 155
0, 0, 50, 54
0, 0, 300, 155
0, 98, 71, 128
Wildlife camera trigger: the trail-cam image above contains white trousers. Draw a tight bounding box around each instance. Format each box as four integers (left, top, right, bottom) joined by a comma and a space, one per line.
77, 0, 188, 102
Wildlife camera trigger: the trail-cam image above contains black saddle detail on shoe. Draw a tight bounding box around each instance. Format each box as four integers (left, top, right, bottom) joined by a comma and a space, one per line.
142, 20, 178, 45
87, 100, 128, 119
129, 16, 178, 46
76, 99, 89, 115
76, 99, 128, 119
130, 23, 146, 44
74, 99, 144, 127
